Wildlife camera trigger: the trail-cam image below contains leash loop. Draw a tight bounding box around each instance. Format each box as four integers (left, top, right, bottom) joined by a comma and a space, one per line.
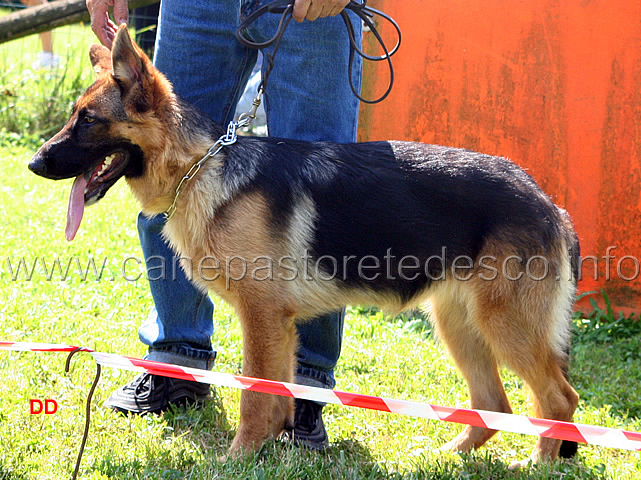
236, 0, 401, 104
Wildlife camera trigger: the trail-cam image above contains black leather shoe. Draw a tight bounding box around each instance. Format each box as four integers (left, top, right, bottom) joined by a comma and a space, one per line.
105, 373, 210, 415
281, 399, 329, 450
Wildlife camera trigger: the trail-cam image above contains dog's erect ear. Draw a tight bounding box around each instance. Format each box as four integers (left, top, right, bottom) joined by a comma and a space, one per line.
112, 25, 145, 87
111, 25, 153, 111
89, 44, 112, 74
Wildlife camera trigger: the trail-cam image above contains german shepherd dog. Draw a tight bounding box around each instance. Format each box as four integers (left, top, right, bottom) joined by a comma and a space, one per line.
30, 27, 580, 465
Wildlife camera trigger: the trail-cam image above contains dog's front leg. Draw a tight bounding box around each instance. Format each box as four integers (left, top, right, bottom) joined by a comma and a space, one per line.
228, 303, 298, 457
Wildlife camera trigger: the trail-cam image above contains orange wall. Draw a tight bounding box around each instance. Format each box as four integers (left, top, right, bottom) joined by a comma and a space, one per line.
358, 0, 641, 310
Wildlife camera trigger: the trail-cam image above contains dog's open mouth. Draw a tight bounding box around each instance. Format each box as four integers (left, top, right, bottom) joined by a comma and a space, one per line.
66, 151, 129, 241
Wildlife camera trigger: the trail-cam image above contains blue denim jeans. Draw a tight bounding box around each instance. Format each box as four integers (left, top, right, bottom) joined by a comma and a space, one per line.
137, 0, 362, 389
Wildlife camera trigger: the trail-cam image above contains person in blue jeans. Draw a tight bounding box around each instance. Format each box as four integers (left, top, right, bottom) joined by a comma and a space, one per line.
86, 0, 362, 449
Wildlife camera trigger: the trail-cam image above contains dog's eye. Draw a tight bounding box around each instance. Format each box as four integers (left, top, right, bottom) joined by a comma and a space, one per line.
84, 116, 96, 124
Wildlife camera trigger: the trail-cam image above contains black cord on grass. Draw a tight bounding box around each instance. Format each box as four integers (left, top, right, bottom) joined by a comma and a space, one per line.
65, 348, 101, 480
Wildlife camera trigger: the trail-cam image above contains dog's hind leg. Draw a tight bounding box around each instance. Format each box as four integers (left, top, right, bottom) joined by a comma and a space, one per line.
471, 273, 579, 465
492, 322, 578, 465
506, 350, 578, 466
429, 285, 513, 453
228, 299, 298, 457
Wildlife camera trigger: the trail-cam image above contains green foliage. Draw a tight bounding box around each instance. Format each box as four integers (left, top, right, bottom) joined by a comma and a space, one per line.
0, 24, 96, 148
573, 290, 641, 343
571, 291, 641, 419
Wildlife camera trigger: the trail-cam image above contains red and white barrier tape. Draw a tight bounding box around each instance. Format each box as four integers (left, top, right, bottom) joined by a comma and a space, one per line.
2, 341, 641, 452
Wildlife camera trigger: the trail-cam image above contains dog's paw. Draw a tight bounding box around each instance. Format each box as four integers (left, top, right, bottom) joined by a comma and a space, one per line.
219, 446, 247, 463
508, 458, 533, 470
226, 433, 261, 461
440, 435, 474, 453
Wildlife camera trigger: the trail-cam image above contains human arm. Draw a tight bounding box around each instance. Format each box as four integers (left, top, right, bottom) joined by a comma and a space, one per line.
86, 0, 130, 48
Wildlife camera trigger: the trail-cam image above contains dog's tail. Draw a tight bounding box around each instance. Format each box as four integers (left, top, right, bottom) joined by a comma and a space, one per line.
558, 207, 580, 459
562, 209, 581, 290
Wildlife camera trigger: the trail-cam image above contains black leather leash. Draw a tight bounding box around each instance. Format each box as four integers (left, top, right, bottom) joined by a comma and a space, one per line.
168, 2, 401, 217
235, 0, 401, 104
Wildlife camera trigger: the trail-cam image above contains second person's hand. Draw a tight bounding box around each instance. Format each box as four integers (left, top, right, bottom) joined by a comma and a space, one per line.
86, 0, 130, 49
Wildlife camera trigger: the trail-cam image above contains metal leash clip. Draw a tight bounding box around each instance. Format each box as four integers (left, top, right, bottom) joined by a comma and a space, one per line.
238, 87, 265, 127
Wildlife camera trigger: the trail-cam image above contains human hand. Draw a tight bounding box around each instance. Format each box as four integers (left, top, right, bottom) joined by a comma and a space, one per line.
86, 0, 129, 48
292, 0, 350, 22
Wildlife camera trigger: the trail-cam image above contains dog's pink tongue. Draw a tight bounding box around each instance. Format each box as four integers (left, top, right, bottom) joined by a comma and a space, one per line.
66, 175, 87, 241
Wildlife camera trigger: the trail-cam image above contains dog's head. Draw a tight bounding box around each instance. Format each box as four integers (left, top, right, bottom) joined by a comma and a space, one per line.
29, 26, 177, 240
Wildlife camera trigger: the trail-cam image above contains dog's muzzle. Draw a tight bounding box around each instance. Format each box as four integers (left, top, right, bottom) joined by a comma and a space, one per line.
28, 154, 49, 178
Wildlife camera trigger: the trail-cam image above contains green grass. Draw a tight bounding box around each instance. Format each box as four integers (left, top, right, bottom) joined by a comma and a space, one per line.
1, 22, 641, 480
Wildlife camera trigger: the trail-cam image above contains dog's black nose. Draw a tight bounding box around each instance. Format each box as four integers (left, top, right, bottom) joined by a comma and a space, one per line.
28, 155, 48, 177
